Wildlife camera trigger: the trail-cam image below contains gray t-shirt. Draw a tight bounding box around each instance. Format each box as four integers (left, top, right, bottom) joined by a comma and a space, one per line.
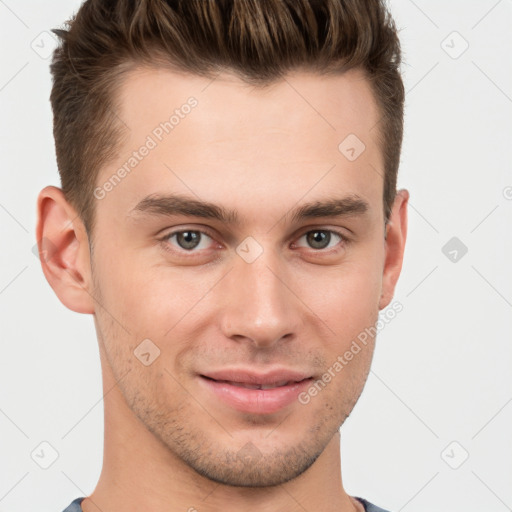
62, 496, 392, 511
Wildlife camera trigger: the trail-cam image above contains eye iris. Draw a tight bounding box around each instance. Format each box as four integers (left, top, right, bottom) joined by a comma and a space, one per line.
307, 230, 330, 249
177, 231, 201, 250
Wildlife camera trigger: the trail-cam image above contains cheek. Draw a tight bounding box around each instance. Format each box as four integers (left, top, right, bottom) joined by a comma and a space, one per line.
299, 268, 381, 405
299, 257, 383, 336
94, 246, 198, 335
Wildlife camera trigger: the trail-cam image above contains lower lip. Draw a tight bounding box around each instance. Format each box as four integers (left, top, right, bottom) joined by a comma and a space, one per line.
199, 376, 313, 414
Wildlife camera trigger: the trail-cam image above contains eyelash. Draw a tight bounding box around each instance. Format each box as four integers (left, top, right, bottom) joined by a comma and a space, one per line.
158, 227, 350, 257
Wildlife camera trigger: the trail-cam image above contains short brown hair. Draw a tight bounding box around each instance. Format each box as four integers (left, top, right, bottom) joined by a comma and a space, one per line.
50, 0, 404, 238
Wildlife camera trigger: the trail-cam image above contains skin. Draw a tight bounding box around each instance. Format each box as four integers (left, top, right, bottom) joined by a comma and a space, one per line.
36, 66, 408, 512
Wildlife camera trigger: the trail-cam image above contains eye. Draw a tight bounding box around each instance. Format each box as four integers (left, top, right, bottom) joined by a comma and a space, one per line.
159, 227, 349, 257
161, 229, 215, 252
294, 229, 347, 251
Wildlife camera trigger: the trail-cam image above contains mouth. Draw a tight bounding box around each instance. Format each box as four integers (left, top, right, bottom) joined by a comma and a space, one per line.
201, 375, 310, 390
197, 369, 314, 414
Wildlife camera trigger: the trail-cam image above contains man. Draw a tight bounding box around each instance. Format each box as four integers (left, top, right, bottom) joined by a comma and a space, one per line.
36, 1, 408, 511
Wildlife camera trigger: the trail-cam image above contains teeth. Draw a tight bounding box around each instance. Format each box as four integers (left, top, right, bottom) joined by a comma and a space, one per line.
230, 382, 261, 389
261, 380, 290, 389
226, 380, 292, 390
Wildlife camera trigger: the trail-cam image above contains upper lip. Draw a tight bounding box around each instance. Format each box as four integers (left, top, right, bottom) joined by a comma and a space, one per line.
200, 368, 313, 386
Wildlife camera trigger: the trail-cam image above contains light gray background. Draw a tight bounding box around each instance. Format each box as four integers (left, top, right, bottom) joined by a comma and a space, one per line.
1, 1, 511, 511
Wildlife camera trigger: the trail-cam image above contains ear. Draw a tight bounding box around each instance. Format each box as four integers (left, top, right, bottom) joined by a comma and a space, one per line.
35, 185, 95, 314
379, 188, 409, 310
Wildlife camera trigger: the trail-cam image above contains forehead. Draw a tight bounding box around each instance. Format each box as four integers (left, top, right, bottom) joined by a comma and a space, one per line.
115, 65, 380, 146
96, 65, 384, 226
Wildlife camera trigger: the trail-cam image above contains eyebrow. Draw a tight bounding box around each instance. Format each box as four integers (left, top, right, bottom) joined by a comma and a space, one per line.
127, 192, 370, 225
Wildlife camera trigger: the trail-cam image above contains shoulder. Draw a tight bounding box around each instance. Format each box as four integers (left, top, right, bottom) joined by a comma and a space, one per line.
61, 497, 85, 512
354, 496, 393, 512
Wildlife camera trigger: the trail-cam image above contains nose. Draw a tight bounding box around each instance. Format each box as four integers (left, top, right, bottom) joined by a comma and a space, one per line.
217, 247, 303, 349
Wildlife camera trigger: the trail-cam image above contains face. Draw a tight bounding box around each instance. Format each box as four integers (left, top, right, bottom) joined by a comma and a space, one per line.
74, 66, 402, 486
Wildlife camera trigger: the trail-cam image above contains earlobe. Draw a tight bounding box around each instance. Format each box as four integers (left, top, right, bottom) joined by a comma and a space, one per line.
379, 188, 409, 310
35, 186, 95, 314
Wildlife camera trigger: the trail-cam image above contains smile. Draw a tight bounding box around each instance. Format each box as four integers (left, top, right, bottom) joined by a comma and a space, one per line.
198, 370, 314, 414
